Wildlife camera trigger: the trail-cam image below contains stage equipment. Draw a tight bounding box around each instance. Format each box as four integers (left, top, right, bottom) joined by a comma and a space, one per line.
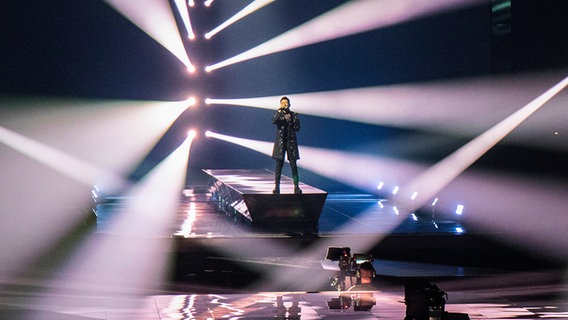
404, 279, 447, 320
204, 169, 327, 234
324, 246, 374, 291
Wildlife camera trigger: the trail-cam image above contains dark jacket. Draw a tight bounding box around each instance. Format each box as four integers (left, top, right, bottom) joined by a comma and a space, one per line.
272, 108, 300, 160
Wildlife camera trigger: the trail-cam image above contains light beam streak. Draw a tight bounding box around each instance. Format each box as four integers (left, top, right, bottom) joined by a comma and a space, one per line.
204, 0, 275, 40
398, 75, 568, 212
36, 134, 193, 303
102, 0, 195, 72
174, 0, 196, 39
205, 80, 568, 289
205, 0, 484, 71
0, 126, 121, 190
205, 130, 273, 155
206, 69, 568, 152
0, 97, 190, 178
312, 75, 568, 281
0, 97, 189, 282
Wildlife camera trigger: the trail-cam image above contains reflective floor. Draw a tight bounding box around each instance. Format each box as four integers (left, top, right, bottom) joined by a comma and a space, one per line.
0, 273, 566, 319
1, 174, 566, 319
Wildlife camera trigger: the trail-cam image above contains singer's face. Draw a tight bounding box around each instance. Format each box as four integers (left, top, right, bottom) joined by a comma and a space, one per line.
280, 99, 290, 109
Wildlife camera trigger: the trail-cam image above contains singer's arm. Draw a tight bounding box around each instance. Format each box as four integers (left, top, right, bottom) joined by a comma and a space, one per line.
272, 109, 287, 125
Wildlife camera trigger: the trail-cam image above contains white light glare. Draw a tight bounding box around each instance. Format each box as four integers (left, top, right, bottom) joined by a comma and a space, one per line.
392, 185, 399, 195
456, 227, 464, 233
411, 191, 418, 200
187, 130, 197, 139
186, 97, 197, 106
188, 0, 195, 7
204, 69, 568, 152
204, 0, 214, 8
399, 74, 568, 215
455, 204, 464, 215
377, 181, 384, 190
204, 131, 273, 155
103, 0, 194, 72
411, 213, 418, 221
204, 0, 275, 40
174, 0, 196, 40
432, 198, 439, 206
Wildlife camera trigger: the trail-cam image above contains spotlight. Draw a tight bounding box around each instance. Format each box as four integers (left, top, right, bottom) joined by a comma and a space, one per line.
392, 185, 399, 195
455, 204, 464, 215
186, 97, 197, 106
204, 0, 214, 7
187, 130, 197, 139
187, 0, 195, 7
205, 130, 212, 137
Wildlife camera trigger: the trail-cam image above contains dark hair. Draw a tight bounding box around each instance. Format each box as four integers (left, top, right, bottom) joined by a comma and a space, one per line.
280, 96, 290, 103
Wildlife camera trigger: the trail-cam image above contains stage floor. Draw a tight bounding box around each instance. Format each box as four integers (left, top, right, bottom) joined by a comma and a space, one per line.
0, 273, 565, 319
0, 170, 566, 319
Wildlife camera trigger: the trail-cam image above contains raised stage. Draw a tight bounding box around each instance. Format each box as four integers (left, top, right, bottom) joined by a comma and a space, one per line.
204, 169, 328, 234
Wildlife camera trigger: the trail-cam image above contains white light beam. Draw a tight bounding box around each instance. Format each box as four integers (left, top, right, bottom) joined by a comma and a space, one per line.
204, 0, 275, 40
103, 0, 195, 72
205, 0, 484, 71
174, 0, 196, 39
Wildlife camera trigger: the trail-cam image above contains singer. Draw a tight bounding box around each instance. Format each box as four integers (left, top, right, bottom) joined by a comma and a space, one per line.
272, 96, 301, 194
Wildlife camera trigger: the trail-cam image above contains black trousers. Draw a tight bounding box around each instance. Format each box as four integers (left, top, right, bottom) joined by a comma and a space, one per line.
274, 159, 299, 186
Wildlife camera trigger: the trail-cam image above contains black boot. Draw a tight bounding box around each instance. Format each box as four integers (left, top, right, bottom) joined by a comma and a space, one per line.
274, 160, 283, 194
291, 160, 301, 194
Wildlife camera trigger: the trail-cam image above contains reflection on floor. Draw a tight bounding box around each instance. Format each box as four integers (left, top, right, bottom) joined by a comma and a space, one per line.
0, 277, 566, 319
0, 173, 566, 319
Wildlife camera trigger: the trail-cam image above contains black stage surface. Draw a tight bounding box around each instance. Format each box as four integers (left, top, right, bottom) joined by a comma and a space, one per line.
63, 169, 567, 319
2, 169, 563, 319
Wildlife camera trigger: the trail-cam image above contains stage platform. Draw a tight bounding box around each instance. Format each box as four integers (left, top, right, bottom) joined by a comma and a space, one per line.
15, 168, 564, 319
203, 169, 327, 234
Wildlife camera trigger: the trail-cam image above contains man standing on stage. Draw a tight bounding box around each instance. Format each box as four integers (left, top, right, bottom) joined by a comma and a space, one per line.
272, 96, 302, 194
